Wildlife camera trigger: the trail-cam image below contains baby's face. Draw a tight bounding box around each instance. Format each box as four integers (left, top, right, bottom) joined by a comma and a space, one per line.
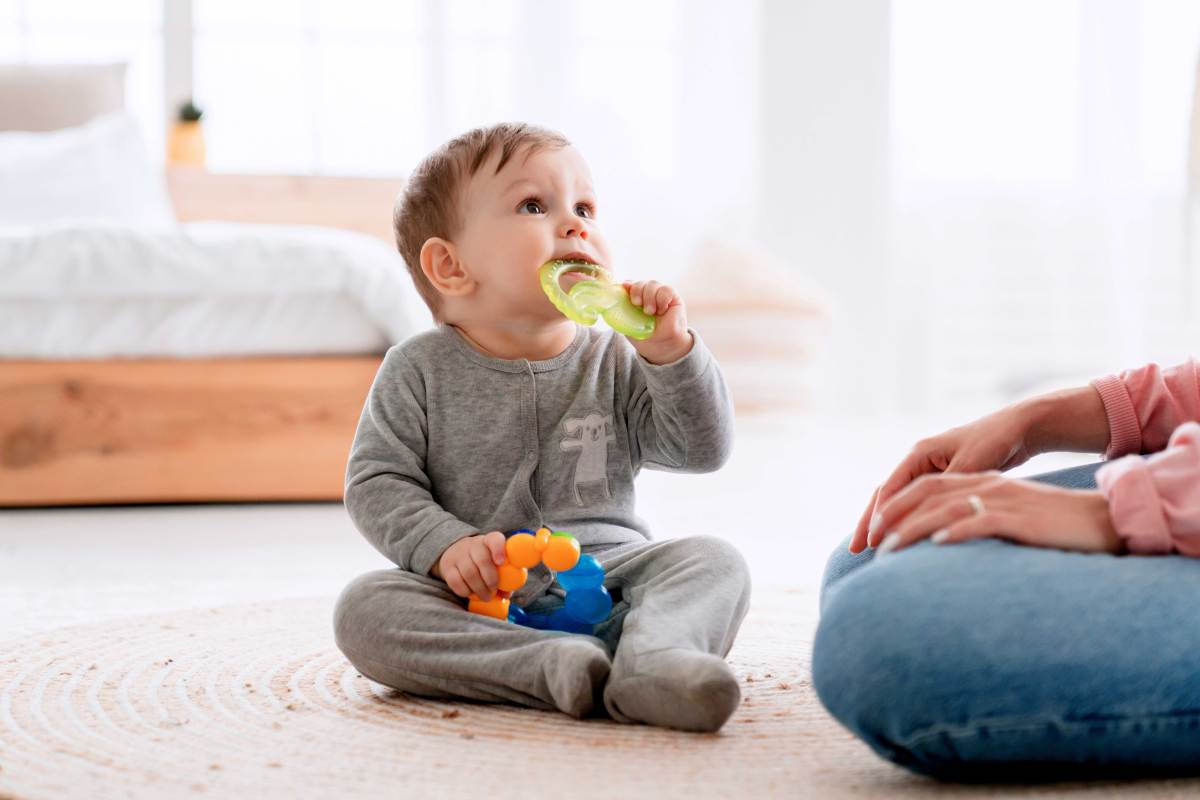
455, 144, 611, 322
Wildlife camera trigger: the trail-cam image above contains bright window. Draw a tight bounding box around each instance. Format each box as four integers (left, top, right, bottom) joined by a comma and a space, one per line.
0, 0, 163, 155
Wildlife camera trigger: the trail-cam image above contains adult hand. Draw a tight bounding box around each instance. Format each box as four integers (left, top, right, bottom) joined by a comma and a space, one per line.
850, 405, 1035, 553
868, 471, 1122, 556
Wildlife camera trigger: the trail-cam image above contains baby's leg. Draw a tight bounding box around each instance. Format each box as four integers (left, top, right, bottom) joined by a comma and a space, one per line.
333, 568, 611, 718
596, 536, 752, 732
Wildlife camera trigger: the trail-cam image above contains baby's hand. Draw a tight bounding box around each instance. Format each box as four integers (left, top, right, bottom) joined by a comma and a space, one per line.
623, 280, 692, 365
432, 532, 507, 600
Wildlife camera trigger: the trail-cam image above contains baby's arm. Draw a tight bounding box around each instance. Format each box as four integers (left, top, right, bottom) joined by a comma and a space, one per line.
619, 282, 734, 473
344, 348, 478, 576
623, 279, 692, 365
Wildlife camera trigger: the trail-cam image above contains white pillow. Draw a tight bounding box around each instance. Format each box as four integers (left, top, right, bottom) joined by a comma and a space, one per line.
0, 63, 127, 132
0, 111, 176, 229
0, 221, 431, 358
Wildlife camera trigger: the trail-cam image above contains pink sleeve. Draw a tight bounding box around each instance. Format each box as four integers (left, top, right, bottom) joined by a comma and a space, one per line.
1096, 421, 1200, 556
1090, 359, 1200, 458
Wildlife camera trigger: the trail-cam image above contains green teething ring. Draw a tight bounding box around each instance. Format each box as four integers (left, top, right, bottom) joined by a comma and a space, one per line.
538, 259, 657, 340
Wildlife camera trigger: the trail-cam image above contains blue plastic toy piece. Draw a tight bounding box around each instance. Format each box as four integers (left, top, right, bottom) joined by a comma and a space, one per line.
509, 545, 612, 634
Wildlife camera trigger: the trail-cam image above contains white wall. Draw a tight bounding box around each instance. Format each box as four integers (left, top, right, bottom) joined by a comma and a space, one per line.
888, 0, 1200, 420
756, 0, 892, 415
8, 0, 1200, 425
755, 0, 1200, 420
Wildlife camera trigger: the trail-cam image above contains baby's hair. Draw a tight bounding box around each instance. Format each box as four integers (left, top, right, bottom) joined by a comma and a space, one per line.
394, 122, 571, 322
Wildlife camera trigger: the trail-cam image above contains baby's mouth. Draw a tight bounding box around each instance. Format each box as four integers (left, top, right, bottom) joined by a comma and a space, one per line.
545, 258, 609, 293
559, 270, 594, 292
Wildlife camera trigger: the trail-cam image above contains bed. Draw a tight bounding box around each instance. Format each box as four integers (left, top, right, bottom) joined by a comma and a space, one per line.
0, 65, 835, 507
0, 66, 418, 505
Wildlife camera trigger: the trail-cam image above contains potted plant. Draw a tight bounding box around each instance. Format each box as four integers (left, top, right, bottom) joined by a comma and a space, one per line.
166, 99, 206, 167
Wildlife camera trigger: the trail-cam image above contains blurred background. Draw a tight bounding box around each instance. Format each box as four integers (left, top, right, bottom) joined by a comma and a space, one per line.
6, 0, 1200, 418
6, 0, 1199, 420
5, 0, 1200, 621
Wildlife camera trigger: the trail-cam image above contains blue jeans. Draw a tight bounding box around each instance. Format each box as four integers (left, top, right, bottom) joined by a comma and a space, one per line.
813, 463, 1200, 781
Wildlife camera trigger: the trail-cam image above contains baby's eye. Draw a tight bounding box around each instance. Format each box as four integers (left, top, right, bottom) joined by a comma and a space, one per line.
519, 199, 544, 215
575, 203, 595, 219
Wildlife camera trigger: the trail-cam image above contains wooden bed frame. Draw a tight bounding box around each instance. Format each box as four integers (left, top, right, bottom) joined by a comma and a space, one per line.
0, 169, 406, 506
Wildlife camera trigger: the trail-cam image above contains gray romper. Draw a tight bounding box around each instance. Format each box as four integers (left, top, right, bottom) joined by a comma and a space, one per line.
333, 323, 751, 731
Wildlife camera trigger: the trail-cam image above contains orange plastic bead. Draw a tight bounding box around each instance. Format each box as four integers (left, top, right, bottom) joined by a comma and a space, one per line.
497, 563, 527, 593
507, 533, 541, 568
542, 536, 581, 572
534, 527, 552, 552
468, 595, 510, 620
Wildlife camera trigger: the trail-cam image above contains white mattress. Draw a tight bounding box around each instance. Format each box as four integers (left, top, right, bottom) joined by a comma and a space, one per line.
0, 221, 431, 358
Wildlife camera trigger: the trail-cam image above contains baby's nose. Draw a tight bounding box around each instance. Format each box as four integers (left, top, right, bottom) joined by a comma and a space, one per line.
558, 219, 588, 239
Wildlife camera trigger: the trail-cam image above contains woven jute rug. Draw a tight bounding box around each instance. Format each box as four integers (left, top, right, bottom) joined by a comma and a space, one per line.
2, 587, 1197, 800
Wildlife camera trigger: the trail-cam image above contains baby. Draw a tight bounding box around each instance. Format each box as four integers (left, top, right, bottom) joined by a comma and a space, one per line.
333, 122, 750, 732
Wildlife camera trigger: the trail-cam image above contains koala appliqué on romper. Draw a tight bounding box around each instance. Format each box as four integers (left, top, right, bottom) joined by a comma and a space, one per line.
560, 411, 615, 505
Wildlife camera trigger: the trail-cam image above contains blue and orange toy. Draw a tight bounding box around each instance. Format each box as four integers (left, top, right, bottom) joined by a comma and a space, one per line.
467, 527, 612, 634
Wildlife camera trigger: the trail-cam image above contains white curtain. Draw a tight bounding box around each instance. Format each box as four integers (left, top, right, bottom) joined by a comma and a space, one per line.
2, 1, 761, 286
889, 0, 1200, 417
192, 0, 760, 281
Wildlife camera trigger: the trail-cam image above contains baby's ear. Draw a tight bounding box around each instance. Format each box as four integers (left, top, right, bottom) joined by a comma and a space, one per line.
420, 237, 474, 296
